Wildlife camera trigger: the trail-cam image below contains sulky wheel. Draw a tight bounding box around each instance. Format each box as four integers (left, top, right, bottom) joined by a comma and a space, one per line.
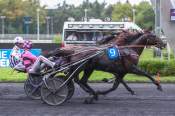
41, 77, 69, 106
55, 75, 75, 101
24, 74, 43, 100
66, 80, 75, 100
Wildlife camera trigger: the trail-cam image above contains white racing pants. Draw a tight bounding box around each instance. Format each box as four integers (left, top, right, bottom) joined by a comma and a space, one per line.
29, 55, 55, 73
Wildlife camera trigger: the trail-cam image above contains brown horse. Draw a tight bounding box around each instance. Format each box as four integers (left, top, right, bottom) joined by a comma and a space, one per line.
46, 30, 157, 95
68, 31, 165, 104
45, 30, 165, 103
68, 30, 143, 94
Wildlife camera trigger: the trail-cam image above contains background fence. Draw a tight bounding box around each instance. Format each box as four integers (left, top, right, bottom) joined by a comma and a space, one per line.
0, 43, 60, 51
0, 34, 57, 43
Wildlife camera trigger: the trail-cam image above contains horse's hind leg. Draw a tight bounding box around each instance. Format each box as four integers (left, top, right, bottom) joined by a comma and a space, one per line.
130, 65, 162, 91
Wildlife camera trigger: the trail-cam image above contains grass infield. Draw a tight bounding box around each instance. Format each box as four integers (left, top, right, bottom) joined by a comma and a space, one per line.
0, 48, 174, 83
0, 68, 175, 83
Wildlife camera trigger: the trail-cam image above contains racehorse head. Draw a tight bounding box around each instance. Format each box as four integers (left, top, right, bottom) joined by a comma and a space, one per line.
128, 30, 166, 56
142, 31, 166, 49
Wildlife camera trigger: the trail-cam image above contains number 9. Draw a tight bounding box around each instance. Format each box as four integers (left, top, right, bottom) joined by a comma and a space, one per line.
109, 49, 116, 57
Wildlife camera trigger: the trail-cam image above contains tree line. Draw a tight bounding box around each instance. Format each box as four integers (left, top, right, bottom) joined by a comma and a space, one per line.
0, 0, 154, 34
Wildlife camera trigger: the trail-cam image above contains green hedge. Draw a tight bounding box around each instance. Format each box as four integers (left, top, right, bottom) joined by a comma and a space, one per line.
139, 60, 175, 76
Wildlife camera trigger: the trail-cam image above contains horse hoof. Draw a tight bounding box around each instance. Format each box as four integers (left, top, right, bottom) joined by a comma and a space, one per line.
157, 86, 163, 91
84, 97, 94, 104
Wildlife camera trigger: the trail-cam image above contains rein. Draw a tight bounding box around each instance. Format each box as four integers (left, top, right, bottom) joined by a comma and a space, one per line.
62, 44, 151, 58
61, 37, 159, 58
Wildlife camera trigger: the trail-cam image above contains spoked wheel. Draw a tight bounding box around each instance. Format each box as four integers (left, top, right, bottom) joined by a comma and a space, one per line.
55, 75, 75, 100
67, 80, 75, 100
24, 74, 43, 100
41, 77, 69, 106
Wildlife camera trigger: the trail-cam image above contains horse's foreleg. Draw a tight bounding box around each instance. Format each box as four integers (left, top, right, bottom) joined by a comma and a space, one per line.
130, 65, 162, 91
120, 79, 136, 95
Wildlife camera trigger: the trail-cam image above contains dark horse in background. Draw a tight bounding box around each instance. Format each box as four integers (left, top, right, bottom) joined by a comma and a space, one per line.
67, 31, 165, 104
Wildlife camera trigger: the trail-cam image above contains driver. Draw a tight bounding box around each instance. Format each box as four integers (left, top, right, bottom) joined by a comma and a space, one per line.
21, 40, 57, 74
9, 36, 25, 71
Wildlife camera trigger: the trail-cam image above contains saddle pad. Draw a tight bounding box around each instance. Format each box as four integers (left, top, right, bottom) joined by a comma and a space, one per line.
106, 46, 120, 60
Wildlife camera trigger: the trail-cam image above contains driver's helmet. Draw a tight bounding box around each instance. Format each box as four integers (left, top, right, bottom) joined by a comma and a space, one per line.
23, 40, 32, 49
14, 36, 24, 44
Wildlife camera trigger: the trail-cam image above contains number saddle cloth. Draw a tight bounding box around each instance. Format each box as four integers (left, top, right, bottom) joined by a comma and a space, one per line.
106, 46, 139, 64
106, 45, 120, 61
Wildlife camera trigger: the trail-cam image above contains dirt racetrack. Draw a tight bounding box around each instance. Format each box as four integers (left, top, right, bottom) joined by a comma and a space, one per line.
0, 83, 175, 116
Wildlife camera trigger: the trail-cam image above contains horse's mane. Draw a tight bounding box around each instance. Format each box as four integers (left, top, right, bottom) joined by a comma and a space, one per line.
97, 30, 143, 46
125, 31, 143, 43
96, 31, 122, 45
96, 31, 127, 45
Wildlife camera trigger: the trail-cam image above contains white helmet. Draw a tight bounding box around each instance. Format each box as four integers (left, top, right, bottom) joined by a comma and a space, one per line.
14, 36, 24, 44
